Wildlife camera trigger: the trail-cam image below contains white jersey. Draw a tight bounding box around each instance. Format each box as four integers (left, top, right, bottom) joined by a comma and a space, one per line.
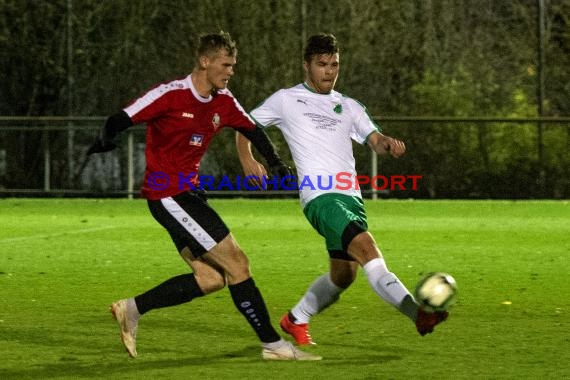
251, 83, 380, 207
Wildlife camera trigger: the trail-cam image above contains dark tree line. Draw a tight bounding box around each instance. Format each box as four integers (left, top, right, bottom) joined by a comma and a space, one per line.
0, 0, 568, 198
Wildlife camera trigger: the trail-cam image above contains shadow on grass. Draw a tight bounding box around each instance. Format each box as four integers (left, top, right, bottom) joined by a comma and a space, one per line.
317, 341, 407, 366
1, 347, 405, 380
1, 331, 407, 379
0, 345, 261, 379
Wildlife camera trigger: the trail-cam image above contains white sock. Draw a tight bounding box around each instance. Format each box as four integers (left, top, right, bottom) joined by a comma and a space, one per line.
290, 273, 344, 324
262, 338, 286, 350
363, 258, 413, 310
127, 298, 141, 321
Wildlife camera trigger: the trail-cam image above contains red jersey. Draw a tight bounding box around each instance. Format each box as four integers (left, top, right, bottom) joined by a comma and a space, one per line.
124, 74, 255, 200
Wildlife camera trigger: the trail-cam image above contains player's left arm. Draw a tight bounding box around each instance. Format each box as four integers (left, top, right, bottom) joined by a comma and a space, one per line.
236, 127, 292, 187
350, 99, 405, 158
236, 131, 267, 187
367, 131, 406, 158
234, 90, 290, 186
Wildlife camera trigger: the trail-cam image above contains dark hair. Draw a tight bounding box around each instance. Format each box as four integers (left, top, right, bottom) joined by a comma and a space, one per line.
196, 31, 237, 59
303, 33, 339, 62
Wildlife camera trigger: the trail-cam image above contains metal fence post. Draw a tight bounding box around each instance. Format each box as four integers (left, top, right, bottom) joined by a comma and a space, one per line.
370, 149, 378, 200
127, 130, 134, 199
42, 129, 50, 192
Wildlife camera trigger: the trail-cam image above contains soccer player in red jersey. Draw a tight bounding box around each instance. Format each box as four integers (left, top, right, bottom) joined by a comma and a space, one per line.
87, 31, 320, 361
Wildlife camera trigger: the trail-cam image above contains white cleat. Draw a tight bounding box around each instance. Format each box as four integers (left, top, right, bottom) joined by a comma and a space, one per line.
110, 299, 138, 358
262, 341, 322, 361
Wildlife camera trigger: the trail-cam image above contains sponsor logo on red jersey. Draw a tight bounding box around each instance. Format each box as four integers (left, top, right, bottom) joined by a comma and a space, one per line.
189, 134, 204, 146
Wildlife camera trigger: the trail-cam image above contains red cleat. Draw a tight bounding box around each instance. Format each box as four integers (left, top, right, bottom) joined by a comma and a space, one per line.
280, 313, 316, 345
415, 308, 449, 336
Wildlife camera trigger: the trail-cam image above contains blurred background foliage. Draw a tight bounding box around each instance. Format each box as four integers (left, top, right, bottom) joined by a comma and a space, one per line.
0, 0, 568, 198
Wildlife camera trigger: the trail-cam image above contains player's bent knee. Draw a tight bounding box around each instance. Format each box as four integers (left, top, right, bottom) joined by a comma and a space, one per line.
222, 249, 251, 284
195, 268, 226, 294
332, 271, 357, 288
207, 235, 252, 284
347, 232, 382, 264
331, 262, 358, 289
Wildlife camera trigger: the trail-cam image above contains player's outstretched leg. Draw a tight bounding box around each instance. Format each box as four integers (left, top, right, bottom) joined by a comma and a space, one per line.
110, 298, 140, 357
262, 340, 322, 361
362, 257, 451, 335
415, 308, 449, 336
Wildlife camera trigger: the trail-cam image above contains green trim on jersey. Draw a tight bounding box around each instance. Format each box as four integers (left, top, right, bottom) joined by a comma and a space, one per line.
249, 114, 265, 128
303, 193, 368, 251
344, 94, 382, 144
363, 130, 379, 145
302, 82, 325, 94
349, 96, 382, 134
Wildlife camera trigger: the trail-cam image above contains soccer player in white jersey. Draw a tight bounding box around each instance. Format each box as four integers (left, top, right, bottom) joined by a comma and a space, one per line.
237, 33, 448, 345
87, 31, 320, 361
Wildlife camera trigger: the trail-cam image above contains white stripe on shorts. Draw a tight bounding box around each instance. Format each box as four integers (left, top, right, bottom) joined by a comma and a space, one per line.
161, 197, 217, 251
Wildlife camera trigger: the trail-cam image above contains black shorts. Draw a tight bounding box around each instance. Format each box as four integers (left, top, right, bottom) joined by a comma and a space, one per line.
147, 191, 230, 257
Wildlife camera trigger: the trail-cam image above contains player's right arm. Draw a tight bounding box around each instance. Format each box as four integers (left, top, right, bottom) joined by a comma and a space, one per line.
88, 80, 176, 155
87, 110, 133, 155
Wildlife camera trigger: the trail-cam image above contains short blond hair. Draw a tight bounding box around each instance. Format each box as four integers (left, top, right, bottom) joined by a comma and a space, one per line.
196, 31, 237, 61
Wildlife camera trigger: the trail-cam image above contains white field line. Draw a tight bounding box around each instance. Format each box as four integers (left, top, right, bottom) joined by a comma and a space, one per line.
0, 226, 115, 244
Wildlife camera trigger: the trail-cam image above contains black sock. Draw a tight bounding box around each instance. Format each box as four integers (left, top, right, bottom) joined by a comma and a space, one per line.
400, 294, 419, 321
228, 278, 281, 343
134, 273, 204, 315
288, 311, 297, 323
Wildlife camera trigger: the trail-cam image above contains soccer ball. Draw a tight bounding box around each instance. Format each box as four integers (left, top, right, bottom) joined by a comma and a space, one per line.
414, 272, 457, 312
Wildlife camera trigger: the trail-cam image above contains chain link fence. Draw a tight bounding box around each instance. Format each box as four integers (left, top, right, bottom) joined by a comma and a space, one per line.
0, 117, 568, 199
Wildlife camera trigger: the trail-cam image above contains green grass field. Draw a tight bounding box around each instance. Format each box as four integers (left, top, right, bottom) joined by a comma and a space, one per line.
0, 198, 568, 379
